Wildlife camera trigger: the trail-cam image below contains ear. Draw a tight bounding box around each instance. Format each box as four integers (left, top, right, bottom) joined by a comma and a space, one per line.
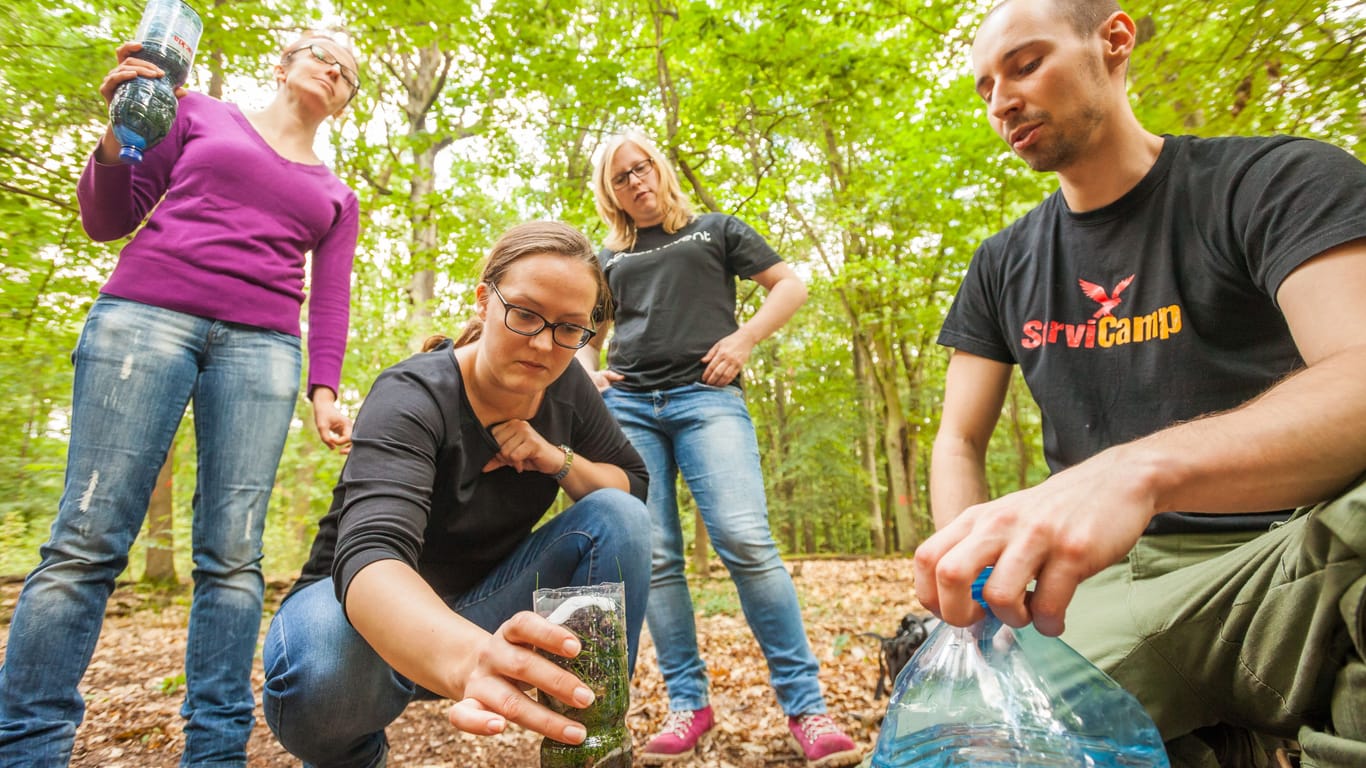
1098, 11, 1137, 71
475, 282, 489, 321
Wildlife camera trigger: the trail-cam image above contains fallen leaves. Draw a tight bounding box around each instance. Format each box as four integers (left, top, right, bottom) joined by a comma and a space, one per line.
0, 557, 921, 767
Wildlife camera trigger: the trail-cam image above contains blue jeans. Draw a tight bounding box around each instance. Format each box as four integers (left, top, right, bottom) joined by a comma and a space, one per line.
602, 382, 825, 716
0, 296, 301, 768
262, 489, 651, 768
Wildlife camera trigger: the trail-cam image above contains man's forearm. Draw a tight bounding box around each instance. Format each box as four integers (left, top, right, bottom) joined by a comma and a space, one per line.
1116, 344, 1366, 516
930, 442, 992, 529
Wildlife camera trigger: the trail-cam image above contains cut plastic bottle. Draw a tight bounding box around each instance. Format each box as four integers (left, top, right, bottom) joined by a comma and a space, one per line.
869, 568, 1171, 767
534, 582, 632, 768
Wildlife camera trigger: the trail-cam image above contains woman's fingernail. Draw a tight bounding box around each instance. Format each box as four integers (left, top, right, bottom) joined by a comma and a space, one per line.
564, 724, 587, 743
562, 638, 581, 656
573, 686, 595, 707
487, 716, 505, 731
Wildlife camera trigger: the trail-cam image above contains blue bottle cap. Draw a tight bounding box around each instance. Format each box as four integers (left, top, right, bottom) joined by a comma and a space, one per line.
119, 145, 145, 165
970, 565, 994, 609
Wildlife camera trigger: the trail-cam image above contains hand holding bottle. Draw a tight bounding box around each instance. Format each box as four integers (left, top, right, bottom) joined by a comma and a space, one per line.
102, 0, 203, 164
915, 445, 1157, 635
870, 569, 1169, 767
96, 42, 186, 164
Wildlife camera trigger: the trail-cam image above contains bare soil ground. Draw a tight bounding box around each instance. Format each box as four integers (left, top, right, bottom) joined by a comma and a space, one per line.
0, 558, 920, 767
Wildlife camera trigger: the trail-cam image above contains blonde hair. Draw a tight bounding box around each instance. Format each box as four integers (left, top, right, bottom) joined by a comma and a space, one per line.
591, 131, 695, 251
432, 221, 610, 349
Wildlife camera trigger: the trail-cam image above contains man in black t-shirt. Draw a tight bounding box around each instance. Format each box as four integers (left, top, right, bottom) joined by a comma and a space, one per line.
915, 0, 1366, 765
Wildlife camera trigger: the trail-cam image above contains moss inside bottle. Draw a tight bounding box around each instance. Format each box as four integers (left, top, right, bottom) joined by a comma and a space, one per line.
535, 585, 632, 768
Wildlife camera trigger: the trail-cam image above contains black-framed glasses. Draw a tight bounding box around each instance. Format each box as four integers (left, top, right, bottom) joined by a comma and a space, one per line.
284, 44, 360, 99
488, 283, 597, 349
610, 158, 655, 189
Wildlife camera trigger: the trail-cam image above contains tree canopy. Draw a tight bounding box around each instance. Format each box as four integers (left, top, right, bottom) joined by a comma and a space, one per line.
2, 0, 1362, 577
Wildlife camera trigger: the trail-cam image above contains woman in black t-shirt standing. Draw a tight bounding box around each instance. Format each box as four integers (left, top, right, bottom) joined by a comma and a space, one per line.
576, 131, 862, 767
262, 221, 651, 766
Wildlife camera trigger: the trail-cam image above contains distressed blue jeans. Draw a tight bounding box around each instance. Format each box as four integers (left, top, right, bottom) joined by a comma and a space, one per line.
603, 382, 825, 716
261, 489, 651, 768
0, 296, 301, 767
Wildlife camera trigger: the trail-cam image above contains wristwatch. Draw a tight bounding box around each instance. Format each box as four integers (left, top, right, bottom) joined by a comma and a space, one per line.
552, 444, 574, 481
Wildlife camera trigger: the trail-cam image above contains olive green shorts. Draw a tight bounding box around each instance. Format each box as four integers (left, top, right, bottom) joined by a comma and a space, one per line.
1063, 478, 1366, 767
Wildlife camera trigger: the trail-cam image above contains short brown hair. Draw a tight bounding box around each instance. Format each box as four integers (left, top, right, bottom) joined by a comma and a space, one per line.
1056, 0, 1122, 37
986, 0, 1121, 37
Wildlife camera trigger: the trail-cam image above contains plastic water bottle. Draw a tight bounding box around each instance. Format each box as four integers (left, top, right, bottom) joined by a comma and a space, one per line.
869, 569, 1170, 767
109, 0, 202, 164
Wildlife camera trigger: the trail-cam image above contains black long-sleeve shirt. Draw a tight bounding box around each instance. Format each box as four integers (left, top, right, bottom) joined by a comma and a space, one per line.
289, 340, 648, 607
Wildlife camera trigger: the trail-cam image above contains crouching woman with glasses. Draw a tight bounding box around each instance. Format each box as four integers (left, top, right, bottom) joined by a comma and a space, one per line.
262, 221, 652, 767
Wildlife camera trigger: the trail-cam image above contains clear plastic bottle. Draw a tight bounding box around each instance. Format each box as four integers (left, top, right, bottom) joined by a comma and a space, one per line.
534, 583, 632, 768
109, 0, 202, 164
870, 569, 1170, 767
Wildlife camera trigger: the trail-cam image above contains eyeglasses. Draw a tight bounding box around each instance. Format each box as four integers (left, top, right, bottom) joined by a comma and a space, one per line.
284, 44, 360, 99
488, 283, 597, 350
610, 158, 655, 189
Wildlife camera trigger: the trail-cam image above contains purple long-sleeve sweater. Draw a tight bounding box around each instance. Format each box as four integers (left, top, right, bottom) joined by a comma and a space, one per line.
77, 91, 359, 393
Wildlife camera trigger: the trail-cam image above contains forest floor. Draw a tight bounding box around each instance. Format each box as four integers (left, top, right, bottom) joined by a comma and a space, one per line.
0, 557, 921, 767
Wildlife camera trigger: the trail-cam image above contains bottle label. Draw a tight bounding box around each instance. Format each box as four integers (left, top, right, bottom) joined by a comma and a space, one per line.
134, 0, 203, 84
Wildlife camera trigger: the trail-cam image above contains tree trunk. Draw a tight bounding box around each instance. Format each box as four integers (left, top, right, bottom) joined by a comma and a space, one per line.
768, 353, 800, 553
853, 337, 887, 554
1007, 376, 1034, 491
388, 42, 458, 331
143, 448, 177, 585
867, 328, 916, 552
292, 446, 316, 547
405, 120, 438, 320
690, 503, 709, 576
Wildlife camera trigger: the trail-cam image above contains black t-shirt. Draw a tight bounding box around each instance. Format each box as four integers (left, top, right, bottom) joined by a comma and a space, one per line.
601, 213, 783, 391
289, 340, 649, 606
939, 134, 1366, 534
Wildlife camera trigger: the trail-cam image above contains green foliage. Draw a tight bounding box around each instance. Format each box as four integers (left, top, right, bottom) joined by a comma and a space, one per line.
2, 0, 1362, 575
158, 672, 186, 695
691, 576, 742, 617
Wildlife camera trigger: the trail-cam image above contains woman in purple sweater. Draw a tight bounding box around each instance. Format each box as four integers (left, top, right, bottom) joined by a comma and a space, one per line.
0, 33, 361, 767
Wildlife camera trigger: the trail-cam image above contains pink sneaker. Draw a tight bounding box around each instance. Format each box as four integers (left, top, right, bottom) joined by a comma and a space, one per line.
640, 705, 715, 764
787, 713, 862, 767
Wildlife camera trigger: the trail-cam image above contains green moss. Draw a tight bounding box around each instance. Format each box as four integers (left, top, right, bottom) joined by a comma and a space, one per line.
539, 599, 631, 768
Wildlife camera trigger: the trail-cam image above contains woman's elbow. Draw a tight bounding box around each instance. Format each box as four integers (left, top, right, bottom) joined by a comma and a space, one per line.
79, 216, 133, 243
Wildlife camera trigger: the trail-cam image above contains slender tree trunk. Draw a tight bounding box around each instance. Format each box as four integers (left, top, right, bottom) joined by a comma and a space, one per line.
853, 337, 887, 554
1007, 377, 1033, 491
867, 329, 916, 551
292, 447, 315, 548
407, 160, 436, 318
768, 354, 800, 553
386, 42, 457, 330
690, 502, 709, 576
143, 448, 177, 585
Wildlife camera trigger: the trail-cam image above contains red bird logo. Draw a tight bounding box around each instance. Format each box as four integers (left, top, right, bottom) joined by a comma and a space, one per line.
1078, 275, 1135, 318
